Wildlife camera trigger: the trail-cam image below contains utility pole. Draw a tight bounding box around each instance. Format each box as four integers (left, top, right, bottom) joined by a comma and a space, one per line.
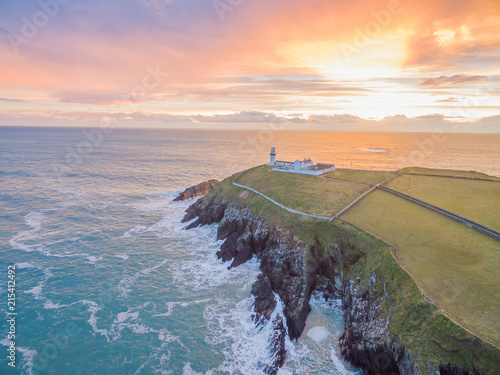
407, 176, 411, 192
482, 211, 485, 225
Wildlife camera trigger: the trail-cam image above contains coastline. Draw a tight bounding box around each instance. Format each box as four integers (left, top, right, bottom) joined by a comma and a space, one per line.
180, 174, 500, 375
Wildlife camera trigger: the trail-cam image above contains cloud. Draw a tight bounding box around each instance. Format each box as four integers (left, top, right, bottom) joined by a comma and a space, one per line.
435, 97, 460, 103
0, 0, 498, 125
1, 110, 498, 133
420, 75, 485, 88
0, 97, 24, 102
51, 92, 126, 105
192, 111, 292, 123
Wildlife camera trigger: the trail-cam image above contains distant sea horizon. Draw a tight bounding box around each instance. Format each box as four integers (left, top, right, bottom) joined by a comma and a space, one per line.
3, 125, 500, 135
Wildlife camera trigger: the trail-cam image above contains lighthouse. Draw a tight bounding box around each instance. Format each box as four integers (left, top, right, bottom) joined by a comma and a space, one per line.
269, 147, 276, 166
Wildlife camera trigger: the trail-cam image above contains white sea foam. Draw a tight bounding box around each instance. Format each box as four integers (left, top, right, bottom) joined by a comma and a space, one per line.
25, 285, 43, 299
357, 148, 389, 153
123, 225, 148, 238
118, 258, 170, 296
17, 346, 37, 375
43, 300, 67, 310
306, 326, 332, 343
15, 262, 36, 269
114, 254, 129, 260
24, 267, 55, 306
23, 265, 69, 312
166, 220, 260, 293
331, 347, 358, 375
87, 255, 103, 263
182, 363, 204, 375
115, 310, 140, 323
132, 199, 171, 213
9, 210, 94, 261
79, 300, 111, 341
9, 225, 88, 259
152, 299, 212, 318
25, 211, 45, 231
207, 293, 289, 374
281, 294, 361, 374
157, 329, 178, 344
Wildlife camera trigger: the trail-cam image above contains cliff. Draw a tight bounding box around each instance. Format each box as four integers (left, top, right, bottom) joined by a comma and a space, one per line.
181, 181, 500, 375
173, 179, 219, 201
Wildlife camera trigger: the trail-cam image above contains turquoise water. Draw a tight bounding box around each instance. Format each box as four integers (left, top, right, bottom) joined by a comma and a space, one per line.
1, 127, 498, 374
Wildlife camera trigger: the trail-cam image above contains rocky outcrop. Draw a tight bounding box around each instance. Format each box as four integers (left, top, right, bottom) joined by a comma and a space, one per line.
183, 196, 312, 342
173, 179, 219, 201
339, 278, 414, 375
264, 315, 287, 375
251, 274, 276, 324
182, 196, 227, 227
439, 364, 485, 375
181, 191, 484, 375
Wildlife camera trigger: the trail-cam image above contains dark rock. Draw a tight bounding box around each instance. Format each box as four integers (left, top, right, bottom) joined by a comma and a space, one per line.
264, 314, 287, 375
231, 226, 254, 268
439, 364, 485, 375
216, 232, 239, 262
182, 197, 227, 227
173, 179, 219, 202
251, 274, 276, 324
339, 277, 417, 375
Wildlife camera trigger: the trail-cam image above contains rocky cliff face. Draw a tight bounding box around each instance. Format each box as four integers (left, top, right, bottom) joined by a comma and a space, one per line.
181, 193, 481, 375
340, 278, 416, 375
184, 196, 313, 341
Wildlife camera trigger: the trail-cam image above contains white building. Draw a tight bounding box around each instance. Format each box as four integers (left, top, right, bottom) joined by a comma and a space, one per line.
266, 147, 335, 176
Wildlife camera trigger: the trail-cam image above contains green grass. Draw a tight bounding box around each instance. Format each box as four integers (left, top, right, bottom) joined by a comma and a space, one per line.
386, 174, 500, 231
342, 189, 500, 348
235, 166, 370, 217
400, 167, 500, 181
325, 169, 398, 185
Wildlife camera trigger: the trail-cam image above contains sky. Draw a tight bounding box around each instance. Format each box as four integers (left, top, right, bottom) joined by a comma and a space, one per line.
0, 0, 499, 132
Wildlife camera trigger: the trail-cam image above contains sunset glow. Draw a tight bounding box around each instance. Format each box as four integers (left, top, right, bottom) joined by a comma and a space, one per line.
1, 0, 499, 131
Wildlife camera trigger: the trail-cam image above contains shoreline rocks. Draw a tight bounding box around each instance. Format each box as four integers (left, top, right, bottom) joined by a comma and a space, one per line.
173, 179, 219, 202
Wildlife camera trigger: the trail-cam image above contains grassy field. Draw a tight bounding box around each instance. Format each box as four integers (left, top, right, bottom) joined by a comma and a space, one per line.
400, 167, 500, 181
385, 174, 500, 231
342, 189, 500, 348
235, 166, 369, 217
325, 169, 397, 185
208, 171, 500, 373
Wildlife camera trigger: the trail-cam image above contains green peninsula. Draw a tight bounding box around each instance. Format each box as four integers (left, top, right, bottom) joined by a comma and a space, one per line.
194, 165, 500, 374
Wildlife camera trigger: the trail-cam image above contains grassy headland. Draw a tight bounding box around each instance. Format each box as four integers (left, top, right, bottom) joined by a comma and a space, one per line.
235, 166, 369, 217
201, 166, 500, 373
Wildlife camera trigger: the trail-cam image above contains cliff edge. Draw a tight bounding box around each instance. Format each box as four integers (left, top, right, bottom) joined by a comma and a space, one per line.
180, 175, 500, 375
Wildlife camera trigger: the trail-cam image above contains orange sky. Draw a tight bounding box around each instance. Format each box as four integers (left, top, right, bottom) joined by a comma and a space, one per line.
0, 0, 499, 131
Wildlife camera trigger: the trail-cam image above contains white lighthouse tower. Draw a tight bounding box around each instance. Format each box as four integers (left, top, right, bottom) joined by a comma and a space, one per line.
268, 147, 276, 166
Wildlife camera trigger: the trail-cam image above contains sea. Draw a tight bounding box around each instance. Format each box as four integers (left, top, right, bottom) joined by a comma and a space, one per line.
1, 126, 499, 375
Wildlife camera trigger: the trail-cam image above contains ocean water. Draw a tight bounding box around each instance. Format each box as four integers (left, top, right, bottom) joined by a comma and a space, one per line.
1, 127, 499, 375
